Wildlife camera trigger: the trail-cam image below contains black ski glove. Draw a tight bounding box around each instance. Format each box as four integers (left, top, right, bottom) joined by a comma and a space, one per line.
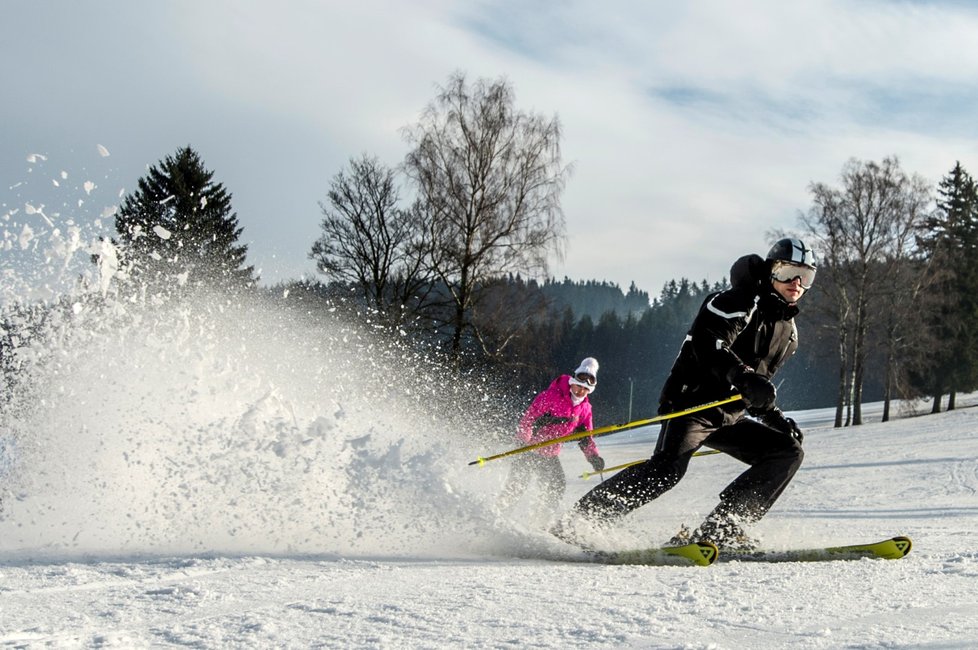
588, 455, 606, 472
729, 365, 776, 410
755, 407, 804, 444
532, 413, 572, 434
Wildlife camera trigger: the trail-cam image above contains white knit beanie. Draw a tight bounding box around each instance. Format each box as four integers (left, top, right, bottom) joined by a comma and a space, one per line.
569, 357, 599, 394
575, 357, 599, 378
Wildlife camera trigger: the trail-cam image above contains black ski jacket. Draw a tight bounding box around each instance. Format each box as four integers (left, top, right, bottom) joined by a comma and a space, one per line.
658, 254, 799, 413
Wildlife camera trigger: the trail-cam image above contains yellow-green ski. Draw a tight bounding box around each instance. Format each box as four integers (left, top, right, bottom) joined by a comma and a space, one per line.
590, 541, 719, 566
719, 535, 913, 563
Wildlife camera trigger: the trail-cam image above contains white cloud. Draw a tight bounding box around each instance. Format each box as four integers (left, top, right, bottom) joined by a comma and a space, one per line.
3, 0, 977, 293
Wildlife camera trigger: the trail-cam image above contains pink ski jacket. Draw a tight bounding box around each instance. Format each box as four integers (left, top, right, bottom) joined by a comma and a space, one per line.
517, 374, 598, 459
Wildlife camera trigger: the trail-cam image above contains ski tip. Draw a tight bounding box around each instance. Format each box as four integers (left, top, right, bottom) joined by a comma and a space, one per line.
695, 541, 719, 565
890, 535, 913, 558
467, 457, 486, 467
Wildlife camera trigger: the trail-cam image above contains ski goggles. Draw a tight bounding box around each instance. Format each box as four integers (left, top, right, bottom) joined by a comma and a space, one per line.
574, 372, 597, 387
770, 261, 816, 289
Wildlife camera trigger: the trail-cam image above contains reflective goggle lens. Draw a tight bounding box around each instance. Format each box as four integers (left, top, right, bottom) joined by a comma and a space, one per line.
575, 372, 597, 386
771, 261, 816, 289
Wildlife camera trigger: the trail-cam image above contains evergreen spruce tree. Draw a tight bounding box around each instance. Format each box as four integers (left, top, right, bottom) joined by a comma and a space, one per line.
114, 146, 256, 290
915, 161, 978, 408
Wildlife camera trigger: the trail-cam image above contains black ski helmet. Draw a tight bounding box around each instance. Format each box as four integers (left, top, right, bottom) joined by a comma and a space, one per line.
766, 238, 816, 269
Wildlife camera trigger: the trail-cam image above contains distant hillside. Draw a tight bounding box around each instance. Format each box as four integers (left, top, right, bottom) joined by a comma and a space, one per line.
539, 277, 650, 321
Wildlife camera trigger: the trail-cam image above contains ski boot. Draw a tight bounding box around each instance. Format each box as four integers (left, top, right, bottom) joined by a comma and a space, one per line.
670, 517, 759, 552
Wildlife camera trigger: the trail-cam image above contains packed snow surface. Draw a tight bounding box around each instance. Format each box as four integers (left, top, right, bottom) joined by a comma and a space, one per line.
1, 291, 976, 648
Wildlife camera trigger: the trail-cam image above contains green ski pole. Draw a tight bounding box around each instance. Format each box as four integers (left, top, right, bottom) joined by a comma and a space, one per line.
468, 394, 743, 466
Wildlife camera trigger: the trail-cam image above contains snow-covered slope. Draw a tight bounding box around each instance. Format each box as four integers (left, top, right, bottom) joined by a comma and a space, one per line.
1, 287, 977, 647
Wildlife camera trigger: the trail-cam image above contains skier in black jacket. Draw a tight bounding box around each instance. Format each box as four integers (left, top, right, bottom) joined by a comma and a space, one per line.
553, 238, 815, 550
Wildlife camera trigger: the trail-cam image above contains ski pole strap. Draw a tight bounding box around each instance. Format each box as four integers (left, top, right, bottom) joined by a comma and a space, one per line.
468, 394, 743, 466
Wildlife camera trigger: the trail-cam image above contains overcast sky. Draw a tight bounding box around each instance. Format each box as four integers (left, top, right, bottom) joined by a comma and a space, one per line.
4, 0, 978, 296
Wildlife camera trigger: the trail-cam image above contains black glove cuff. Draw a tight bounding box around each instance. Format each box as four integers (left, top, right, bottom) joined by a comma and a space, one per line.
726, 364, 752, 385
750, 405, 782, 418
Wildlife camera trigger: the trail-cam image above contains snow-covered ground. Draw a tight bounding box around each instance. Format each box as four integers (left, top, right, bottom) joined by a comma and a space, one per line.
1, 200, 976, 648
1, 291, 976, 650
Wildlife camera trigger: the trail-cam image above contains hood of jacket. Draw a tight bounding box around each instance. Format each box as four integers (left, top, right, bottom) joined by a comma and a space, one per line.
730, 253, 799, 319
730, 253, 767, 291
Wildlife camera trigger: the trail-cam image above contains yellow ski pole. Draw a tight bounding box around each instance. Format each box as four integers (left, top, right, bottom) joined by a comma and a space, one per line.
468, 394, 743, 466
580, 450, 722, 480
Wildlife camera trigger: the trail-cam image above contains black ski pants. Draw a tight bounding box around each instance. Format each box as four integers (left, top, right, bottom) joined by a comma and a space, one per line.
574, 406, 804, 524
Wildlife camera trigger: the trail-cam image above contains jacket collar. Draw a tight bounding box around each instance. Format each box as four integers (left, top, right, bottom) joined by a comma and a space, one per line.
760, 288, 799, 320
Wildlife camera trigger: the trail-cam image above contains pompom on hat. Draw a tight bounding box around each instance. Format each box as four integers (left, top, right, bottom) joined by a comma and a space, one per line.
569, 357, 599, 394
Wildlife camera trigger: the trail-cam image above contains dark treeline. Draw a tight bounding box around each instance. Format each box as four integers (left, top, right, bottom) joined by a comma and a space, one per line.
4, 72, 978, 432
267, 270, 861, 428
540, 278, 651, 322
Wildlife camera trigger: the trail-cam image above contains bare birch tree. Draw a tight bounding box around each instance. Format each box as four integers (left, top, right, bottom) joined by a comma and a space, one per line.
802, 156, 931, 425
310, 154, 435, 327
402, 72, 569, 361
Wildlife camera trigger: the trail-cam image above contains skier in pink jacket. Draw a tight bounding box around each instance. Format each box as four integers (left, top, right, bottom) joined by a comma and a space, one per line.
497, 357, 605, 521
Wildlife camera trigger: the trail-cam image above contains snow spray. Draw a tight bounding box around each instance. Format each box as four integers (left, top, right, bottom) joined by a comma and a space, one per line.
0, 152, 514, 561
